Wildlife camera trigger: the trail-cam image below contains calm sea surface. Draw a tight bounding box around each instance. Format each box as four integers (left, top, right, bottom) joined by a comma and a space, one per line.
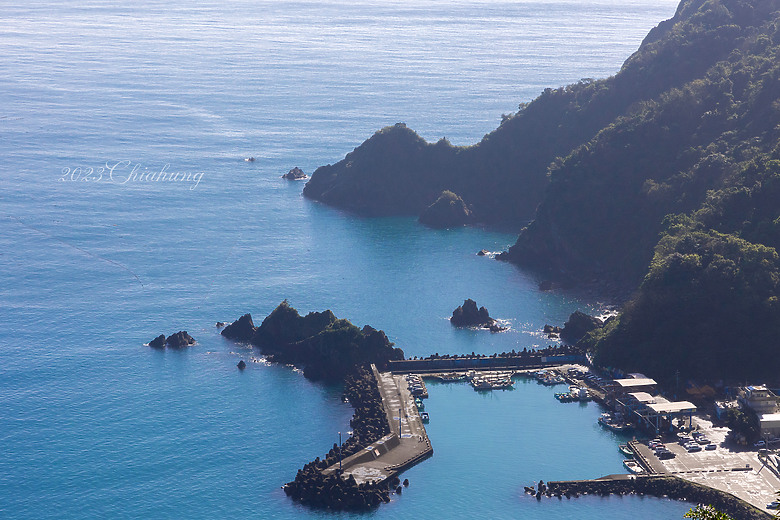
1, 1, 690, 518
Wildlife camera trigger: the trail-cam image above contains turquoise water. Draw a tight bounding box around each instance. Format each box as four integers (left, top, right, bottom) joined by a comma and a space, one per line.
0, 0, 690, 518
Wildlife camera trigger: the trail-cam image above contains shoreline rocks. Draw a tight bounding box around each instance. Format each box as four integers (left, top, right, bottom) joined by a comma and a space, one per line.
560, 311, 603, 345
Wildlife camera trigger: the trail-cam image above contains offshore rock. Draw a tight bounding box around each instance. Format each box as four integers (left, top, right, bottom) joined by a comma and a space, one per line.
450, 299, 506, 331
283, 167, 307, 180
237, 360, 247, 370
165, 331, 196, 348
148, 334, 166, 349
224, 301, 404, 382
148, 331, 195, 349
221, 313, 256, 342
418, 190, 472, 229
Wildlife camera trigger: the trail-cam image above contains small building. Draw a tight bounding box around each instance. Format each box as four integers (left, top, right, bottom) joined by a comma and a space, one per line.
641, 400, 697, 432
738, 385, 779, 414
760, 413, 780, 439
714, 400, 739, 421
613, 378, 657, 395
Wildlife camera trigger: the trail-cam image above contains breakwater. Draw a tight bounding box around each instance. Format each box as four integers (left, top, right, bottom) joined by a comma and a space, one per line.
537, 475, 772, 520
389, 347, 585, 373
283, 365, 433, 511
284, 367, 395, 510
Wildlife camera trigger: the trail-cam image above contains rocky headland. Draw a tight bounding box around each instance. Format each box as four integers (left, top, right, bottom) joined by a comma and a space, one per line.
300, 0, 780, 383
221, 301, 404, 382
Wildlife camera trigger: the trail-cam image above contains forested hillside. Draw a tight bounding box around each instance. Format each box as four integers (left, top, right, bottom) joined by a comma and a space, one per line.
305, 0, 780, 382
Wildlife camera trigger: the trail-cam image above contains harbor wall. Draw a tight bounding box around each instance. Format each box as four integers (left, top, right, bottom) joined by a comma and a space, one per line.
542, 475, 772, 520
388, 354, 585, 373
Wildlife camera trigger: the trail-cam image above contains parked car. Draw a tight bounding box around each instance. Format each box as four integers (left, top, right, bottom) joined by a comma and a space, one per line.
705, 444, 716, 451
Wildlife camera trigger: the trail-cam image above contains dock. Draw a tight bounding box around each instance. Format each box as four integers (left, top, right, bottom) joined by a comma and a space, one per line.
322, 365, 432, 485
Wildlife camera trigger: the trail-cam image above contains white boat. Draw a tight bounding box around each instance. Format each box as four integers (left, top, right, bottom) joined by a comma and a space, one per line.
623, 459, 644, 473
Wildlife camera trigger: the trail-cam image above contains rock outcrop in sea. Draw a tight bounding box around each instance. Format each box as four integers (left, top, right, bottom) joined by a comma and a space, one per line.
221, 301, 404, 382
283, 167, 307, 180
148, 331, 196, 349
418, 190, 472, 228
220, 313, 256, 342
450, 299, 507, 332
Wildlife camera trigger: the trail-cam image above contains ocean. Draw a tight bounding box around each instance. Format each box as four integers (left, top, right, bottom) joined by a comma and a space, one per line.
0, 0, 691, 517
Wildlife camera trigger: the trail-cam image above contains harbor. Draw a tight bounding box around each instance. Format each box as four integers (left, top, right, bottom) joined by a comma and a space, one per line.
317, 357, 780, 516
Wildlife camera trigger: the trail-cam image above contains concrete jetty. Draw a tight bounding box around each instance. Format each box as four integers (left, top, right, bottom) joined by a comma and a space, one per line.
322, 365, 432, 485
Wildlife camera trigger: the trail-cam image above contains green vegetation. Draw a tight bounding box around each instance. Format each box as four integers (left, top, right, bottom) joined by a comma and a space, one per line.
684, 505, 736, 520
251, 301, 405, 382
588, 223, 780, 382
308, 0, 780, 383
724, 407, 761, 444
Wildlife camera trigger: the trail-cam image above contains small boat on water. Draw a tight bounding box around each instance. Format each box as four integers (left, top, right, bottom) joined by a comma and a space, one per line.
623, 459, 644, 473
599, 413, 633, 433
619, 444, 634, 457
420, 412, 430, 423
415, 398, 425, 410
555, 392, 577, 402
439, 373, 464, 382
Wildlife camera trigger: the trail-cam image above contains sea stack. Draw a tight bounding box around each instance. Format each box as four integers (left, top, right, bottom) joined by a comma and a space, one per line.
282, 167, 307, 180
147, 331, 196, 349
450, 299, 506, 332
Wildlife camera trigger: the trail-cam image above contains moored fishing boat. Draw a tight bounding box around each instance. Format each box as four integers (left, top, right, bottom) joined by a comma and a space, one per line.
619, 443, 634, 457
599, 413, 633, 433
623, 459, 644, 473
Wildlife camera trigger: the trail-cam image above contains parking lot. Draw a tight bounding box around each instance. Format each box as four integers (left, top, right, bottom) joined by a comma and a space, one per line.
633, 414, 780, 513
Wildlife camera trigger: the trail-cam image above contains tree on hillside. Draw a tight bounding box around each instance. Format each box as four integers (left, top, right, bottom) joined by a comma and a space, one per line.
684, 505, 734, 520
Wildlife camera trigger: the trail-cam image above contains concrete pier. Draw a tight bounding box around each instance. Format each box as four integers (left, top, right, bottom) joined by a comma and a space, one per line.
322, 365, 433, 485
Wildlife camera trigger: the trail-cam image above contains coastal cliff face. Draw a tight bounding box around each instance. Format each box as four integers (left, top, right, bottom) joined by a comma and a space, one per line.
504, 0, 780, 285
304, 0, 780, 382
